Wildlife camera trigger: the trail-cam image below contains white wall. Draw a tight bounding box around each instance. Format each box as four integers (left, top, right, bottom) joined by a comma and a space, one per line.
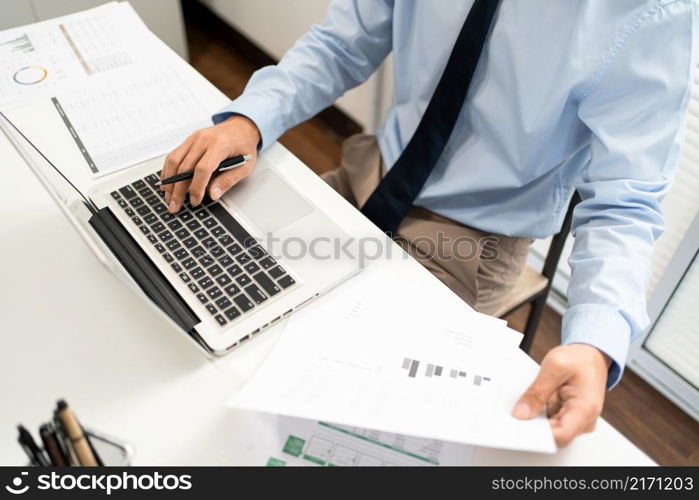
201, 0, 391, 132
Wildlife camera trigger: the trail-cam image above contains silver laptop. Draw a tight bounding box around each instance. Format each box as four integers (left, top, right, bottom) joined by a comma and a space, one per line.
1, 111, 360, 355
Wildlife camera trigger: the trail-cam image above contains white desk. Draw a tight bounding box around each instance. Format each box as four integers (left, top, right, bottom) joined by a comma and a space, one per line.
0, 48, 653, 467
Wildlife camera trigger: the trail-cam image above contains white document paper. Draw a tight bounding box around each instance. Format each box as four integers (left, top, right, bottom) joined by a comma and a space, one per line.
227, 412, 475, 466
227, 261, 556, 453
0, 2, 151, 110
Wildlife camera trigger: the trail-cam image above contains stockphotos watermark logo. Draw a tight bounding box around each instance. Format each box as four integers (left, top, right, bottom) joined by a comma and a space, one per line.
3, 470, 192, 496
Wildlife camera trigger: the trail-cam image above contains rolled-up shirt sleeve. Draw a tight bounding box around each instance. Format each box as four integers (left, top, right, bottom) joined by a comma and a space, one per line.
213, 0, 394, 149
565, 0, 695, 388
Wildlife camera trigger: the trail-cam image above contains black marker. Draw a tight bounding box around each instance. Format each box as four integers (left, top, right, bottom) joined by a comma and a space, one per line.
18, 425, 50, 466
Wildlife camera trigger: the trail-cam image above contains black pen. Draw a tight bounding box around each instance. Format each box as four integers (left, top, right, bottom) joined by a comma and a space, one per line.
18, 425, 50, 467
155, 154, 252, 187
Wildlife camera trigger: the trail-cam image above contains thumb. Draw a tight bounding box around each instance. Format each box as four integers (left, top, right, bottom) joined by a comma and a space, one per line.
209, 163, 253, 200
512, 365, 563, 420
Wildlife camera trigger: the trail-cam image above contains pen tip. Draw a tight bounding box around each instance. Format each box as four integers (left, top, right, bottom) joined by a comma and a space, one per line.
56, 399, 67, 411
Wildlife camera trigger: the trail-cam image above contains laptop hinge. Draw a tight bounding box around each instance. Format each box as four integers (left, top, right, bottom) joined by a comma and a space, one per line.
88, 205, 200, 333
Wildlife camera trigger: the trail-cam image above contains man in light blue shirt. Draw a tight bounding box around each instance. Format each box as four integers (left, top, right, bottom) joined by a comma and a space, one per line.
161, 0, 695, 445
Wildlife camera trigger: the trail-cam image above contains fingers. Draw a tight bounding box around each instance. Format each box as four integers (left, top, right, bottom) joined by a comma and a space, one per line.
161, 136, 193, 204
188, 146, 226, 206
513, 363, 565, 420
169, 145, 206, 213
550, 401, 599, 447
546, 392, 562, 418
208, 160, 255, 201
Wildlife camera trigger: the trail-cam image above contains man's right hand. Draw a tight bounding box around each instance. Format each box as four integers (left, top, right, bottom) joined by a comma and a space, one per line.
160, 115, 261, 213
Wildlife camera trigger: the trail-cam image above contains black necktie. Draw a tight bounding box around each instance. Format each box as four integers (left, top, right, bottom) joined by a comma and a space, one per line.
360, 0, 500, 234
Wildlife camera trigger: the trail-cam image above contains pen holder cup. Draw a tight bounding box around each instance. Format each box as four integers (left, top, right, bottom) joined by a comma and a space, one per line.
29, 428, 134, 466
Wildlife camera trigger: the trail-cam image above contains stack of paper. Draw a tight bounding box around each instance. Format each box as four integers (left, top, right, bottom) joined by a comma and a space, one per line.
0, 2, 212, 177
226, 258, 555, 466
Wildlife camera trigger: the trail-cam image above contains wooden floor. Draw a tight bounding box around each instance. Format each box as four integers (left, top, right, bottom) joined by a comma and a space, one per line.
184, 7, 699, 466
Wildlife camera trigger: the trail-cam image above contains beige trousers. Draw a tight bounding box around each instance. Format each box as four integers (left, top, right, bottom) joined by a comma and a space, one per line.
322, 134, 531, 316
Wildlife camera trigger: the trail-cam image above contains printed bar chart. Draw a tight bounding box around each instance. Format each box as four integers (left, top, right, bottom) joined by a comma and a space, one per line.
402, 358, 491, 386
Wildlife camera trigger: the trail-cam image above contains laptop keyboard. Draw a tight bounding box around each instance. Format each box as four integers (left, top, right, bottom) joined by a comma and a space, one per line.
110, 171, 296, 328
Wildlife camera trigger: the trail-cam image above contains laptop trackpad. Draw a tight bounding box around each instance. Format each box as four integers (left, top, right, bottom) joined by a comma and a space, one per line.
222, 169, 314, 233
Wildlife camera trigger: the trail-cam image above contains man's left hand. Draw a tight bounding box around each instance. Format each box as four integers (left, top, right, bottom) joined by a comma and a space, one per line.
512, 343, 611, 447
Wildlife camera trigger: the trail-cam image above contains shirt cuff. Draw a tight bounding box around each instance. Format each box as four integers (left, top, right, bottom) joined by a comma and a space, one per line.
212, 93, 284, 151
561, 305, 632, 389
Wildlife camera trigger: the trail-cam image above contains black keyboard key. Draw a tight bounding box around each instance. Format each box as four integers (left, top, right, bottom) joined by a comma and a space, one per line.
233, 294, 254, 312
119, 185, 137, 199
175, 229, 190, 240
218, 254, 234, 267
209, 203, 256, 247
259, 256, 277, 269
193, 228, 209, 239
160, 212, 174, 223
253, 272, 281, 296
145, 174, 160, 187
144, 213, 158, 225
210, 246, 225, 258
151, 222, 165, 233
203, 217, 217, 228
196, 292, 208, 304
138, 187, 152, 198
171, 262, 182, 273
224, 307, 241, 320
219, 235, 234, 247
227, 243, 242, 256
166, 239, 181, 251
236, 253, 251, 264
211, 226, 225, 237
208, 264, 223, 276
153, 204, 167, 214
178, 211, 193, 222
174, 248, 188, 260
111, 191, 121, 200
244, 262, 259, 274
224, 283, 240, 296
137, 205, 152, 216
199, 255, 214, 268
132, 179, 147, 190
132, 216, 143, 226
190, 267, 205, 279
188, 283, 199, 293
245, 284, 267, 304
278, 275, 296, 289
186, 220, 200, 231
227, 264, 242, 277
206, 304, 217, 315
146, 195, 160, 206
117, 198, 128, 208
159, 231, 173, 242
139, 225, 150, 235
268, 266, 285, 279
202, 237, 217, 249
179, 272, 190, 283
168, 220, 183, 231
195, 208, 210, 220
249, 246, 267, 259
191, 246, 206, 258
183, 237, 197, 248
216, 274, 232, 286
129, 197, 144, 208
155, 243, 165, 253
235, 274, 252, 286
214, 314, 227, 326
125, 207, 135, 217
182, 257, 196, 270
215, 297, 232, 310
207, 286, 223, 300
198, 277, 213, 289
147, 234, 158, 244
163, 253, 174, 263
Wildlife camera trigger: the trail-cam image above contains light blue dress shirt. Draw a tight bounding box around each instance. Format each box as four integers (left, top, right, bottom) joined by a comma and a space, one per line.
214, 0, 696, 387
